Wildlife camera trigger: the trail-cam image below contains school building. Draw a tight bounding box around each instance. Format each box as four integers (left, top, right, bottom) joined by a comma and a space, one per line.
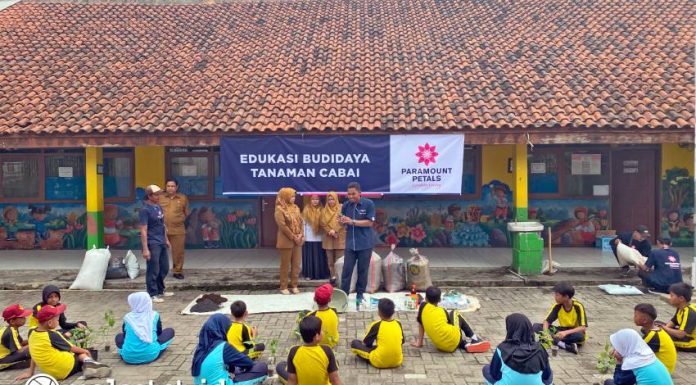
0, 0, 693, 251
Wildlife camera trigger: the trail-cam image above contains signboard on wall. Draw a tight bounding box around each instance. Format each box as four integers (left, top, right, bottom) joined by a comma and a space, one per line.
220, 135, 465, 195
571, 154, 601, 175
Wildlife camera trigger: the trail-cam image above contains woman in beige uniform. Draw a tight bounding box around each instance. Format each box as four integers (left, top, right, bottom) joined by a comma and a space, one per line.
274, 187, 304, 295
320, 191, 345, 286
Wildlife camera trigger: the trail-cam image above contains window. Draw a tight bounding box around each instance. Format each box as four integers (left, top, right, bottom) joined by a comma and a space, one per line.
0, 158, 40, 199
528, 152, 559, 194
169, 154, 210, 197
462, 149, 478, 195
104, 152, 134, 199
44, 154, 86, 200
528, 146, 610, 198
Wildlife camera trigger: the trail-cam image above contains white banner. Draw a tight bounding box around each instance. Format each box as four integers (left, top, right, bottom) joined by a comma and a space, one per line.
389, 135, 464, 194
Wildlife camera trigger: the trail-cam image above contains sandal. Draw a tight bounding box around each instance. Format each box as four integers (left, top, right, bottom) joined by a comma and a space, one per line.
280, 289, 290, 295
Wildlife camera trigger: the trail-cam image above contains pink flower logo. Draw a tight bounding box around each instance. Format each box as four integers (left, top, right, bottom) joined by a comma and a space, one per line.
416, 143, 438, 166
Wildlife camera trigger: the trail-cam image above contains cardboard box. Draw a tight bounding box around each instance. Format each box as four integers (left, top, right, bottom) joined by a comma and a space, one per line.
595, 230, 616, 237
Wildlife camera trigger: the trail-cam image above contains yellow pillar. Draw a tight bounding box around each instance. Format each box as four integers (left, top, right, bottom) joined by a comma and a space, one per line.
513, 143, 528, 221
135, 146, 165, 189
85, 147, 104, 248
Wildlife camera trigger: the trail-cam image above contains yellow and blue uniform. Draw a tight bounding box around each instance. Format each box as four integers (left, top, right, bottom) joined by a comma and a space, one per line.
642, 328, 677, 373
544, 300, 588, 343
226, 321, 264, 359
27, 329, 79, 380
307, 308, 339, 349
0, 326, 29, 370
417, 302, 463, 352
670, 303, 696, 351
351, 319, 404, 368
279, 344, 338, 385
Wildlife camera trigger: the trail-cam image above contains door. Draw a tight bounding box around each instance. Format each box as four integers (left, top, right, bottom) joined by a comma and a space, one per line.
260, 197, 278, 247
611, 149, 658, 237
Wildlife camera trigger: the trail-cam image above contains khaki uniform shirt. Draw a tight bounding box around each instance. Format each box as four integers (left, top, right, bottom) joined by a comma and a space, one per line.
160, 193, 189, 235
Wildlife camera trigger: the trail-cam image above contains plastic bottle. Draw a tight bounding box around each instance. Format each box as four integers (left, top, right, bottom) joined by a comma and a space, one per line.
410, 284, 419, 308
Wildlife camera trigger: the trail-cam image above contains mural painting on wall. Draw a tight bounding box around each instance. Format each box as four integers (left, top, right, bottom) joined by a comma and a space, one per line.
0, 204, 87, 250
660, 167, 694, 247
528, 200, 610, 246
0, 201, 258, 250
373, 180, 513, 247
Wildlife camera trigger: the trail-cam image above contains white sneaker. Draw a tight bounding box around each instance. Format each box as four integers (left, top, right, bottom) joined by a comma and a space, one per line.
152, 296, 164, 303
162, 292, 174, 297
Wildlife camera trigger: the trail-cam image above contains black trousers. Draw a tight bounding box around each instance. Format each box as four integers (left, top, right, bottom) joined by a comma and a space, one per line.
115, 328, 176, 349
0, 350, 30, 371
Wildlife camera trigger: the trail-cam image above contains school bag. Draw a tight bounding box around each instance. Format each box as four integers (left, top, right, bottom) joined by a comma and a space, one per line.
406, 248, 432, 291
382, 244, 406, 293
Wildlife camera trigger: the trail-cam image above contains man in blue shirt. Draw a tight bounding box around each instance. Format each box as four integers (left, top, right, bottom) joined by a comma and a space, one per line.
638, 237, 682, 293
139, 185, 172, 303
338, 182, 376, 306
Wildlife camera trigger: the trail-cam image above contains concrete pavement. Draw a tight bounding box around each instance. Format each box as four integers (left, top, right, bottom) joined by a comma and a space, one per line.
0, 287, 694, 385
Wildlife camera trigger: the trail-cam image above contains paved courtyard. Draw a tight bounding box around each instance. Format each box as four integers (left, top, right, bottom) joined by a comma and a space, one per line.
0, 287, 694, 385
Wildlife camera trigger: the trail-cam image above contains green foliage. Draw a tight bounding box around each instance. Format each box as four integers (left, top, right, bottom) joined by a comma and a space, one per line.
70, 326, 96, 349
98, 310, 116, 347
293, 310, 310, 341
662, 167, 694, 210
269, 338, 279, 356
597, 341, 618, 374
535, 326, 556, 350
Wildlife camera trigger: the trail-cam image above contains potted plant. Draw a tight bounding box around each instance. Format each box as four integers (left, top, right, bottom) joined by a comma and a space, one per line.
266, 339, 279, 377
99, 310, 116, 352
535, 325, 557, 356
70, 326, 98, 360
597, 341, 617, 374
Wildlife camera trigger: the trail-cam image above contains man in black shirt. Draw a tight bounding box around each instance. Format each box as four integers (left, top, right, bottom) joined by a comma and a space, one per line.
638, 237, 683, 293
611, 225, 652, 276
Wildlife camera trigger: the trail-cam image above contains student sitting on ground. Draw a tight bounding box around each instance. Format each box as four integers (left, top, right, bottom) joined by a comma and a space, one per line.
482, 313, 552, 385
0, 304, 32, 371
638, 237, 682, 294
192, 314, 267, 385
350, 298, 404, 368
27, 285, 86, 337
609, 303, 678, 385
305, 284, 339, 349
603, 329, 673, 385
659, 282, 696, 352
276, 316, 343, 385
16, 304, 110, 381
226, 300, 264, 360
411, 286, 490, 353
115, 292, 175, 365
533, 282, 587, 354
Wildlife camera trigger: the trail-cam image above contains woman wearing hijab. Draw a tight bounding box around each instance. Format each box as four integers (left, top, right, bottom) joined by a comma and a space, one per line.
482, 313, 553, 385
604, 329, 673, 385
192, 314, 267, 385
302, 194, 330, 280
115, 292, 175, 364
275, 187, 304, 295
321, 191, 346, 285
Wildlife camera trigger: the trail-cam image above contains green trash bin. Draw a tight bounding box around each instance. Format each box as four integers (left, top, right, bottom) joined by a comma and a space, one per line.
508, 222, 544, 275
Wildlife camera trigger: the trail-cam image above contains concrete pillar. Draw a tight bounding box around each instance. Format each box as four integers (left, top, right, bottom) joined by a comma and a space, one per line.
513, 143, 528, 221
85, 147, 104, 248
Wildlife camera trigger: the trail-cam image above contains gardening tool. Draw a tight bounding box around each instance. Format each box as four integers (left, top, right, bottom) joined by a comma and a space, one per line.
544, 228, 555, 275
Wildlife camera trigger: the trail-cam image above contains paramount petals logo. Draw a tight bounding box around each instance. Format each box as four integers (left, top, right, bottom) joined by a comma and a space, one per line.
415, 143, 438, 166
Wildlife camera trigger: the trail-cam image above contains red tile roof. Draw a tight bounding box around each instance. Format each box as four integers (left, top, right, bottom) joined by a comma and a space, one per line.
0, 0, 693, 139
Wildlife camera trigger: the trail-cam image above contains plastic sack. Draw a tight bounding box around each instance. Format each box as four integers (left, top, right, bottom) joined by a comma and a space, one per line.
335, 251, 382, 293
124, 250, 140, 279
616, 243, 647, 267
69, 246, 111, 290
598, 284, 644, 295
105, 254, 128, 279
406, 248, 432, 291
382, 244, 406, 292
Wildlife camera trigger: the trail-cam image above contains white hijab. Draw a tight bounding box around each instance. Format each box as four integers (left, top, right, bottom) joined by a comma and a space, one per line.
610, 328, 656, 371
124, 292, 156, 343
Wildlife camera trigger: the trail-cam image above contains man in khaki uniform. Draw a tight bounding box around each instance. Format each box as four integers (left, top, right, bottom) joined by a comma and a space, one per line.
160, 179, 189, 280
